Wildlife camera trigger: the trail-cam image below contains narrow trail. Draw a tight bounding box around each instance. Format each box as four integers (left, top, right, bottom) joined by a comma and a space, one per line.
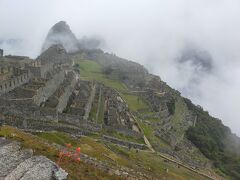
131, 113, 155, 152
143, 135, 155, 152
129, 102, 218, 180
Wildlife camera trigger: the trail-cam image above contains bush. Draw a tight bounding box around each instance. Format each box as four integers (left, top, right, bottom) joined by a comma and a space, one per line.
184, 98, 240, 179
166, 99, 175, 115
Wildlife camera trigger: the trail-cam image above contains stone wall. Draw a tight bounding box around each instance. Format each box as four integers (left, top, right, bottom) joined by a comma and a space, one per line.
67, 81, 92, 116
33, 70, 65, 105
83, 84, 96, 120
102, 135, 148, 150
4, 55, 29, 61
56, 71, 77, 112
0, 49, 3, 57
103, 125, 143, 139
26, 60, 56, 78
103, 87, 134, 129
0, 70, 31, 96
0, 98, 33, 107
139, 89, 172, 116
0, 105, 101, 135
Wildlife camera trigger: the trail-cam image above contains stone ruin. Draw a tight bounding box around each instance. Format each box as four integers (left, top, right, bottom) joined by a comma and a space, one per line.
103, 87, 143, 139
0, 46, 91, 135
0, 45, 212, 172
0, 66, 31, 96
0, 47, 144, 147
0, 49, 3, 57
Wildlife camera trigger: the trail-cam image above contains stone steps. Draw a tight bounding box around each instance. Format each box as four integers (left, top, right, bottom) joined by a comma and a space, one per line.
0, 137, 67, 180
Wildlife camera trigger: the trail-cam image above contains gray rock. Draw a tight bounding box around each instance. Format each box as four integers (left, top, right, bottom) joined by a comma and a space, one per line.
53, 167, 68, 180
0, 142, 33, 178
0, 138, 68, 180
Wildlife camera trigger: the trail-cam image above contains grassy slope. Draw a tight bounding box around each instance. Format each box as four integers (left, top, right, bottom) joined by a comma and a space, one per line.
74, 59, 197, 149
0, 126, 120, 180
75, 59, 127, 91
75, 59, 152, 143
72, 59, 214, 179
0, 126, 207, 180
0, 58, 222, 179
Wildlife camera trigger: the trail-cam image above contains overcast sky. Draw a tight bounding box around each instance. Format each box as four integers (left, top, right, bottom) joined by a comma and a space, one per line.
0, 0, 240, 136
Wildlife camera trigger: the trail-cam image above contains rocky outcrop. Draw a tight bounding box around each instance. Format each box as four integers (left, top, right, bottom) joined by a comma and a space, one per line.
0, 138, 67, 180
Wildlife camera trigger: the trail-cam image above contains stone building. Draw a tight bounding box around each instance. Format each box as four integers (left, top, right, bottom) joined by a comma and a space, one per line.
0, 49, 3, 57
0, 66, 31, 95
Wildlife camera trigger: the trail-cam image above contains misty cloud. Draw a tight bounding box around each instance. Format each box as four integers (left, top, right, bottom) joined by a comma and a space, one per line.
177, 44, 213, 73
42, 21, 105, 53
0, 0, 240, 135
78, 36, 105, 50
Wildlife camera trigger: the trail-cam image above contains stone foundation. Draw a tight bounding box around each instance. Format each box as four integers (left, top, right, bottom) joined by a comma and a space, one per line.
103, 135, 148, 150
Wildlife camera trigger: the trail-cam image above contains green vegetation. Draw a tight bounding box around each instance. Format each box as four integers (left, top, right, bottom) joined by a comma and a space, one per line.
166, 98, 175, 115
170, 97, 188, 125
74, 59, 151, 113
103, 130, 145, 144
138, 120, 169, 148
72, 57, 224, 179
89, 102, 98, 121
74, 59, 127, 91
98, 94, 105, 124
107, 143, 207, 180
75, 58, 168, 147
0, 126, 208, 180
89, 90, 105, 124
184, 98, 240, 179
121, 93, 150, 111
0, 126, 119, 180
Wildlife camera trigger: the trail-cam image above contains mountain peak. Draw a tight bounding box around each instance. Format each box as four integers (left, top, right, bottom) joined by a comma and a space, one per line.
42, 21, 79, 53
51, 21, 71, 33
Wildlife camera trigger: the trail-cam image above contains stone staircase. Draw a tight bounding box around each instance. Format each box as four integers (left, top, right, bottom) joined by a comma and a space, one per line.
0, 138, 67, 180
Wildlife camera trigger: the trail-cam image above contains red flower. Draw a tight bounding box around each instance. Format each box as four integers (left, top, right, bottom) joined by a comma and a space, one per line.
66, 143, 71, 147
76, 147, 81, 153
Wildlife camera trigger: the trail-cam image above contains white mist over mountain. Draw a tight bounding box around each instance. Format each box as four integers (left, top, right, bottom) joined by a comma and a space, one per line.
0, 0, 240, 135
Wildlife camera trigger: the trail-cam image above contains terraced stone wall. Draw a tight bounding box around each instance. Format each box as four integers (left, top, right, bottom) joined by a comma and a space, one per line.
56, 72, 78, 112
33, 71, 65, 106
0, 70, 31, 95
